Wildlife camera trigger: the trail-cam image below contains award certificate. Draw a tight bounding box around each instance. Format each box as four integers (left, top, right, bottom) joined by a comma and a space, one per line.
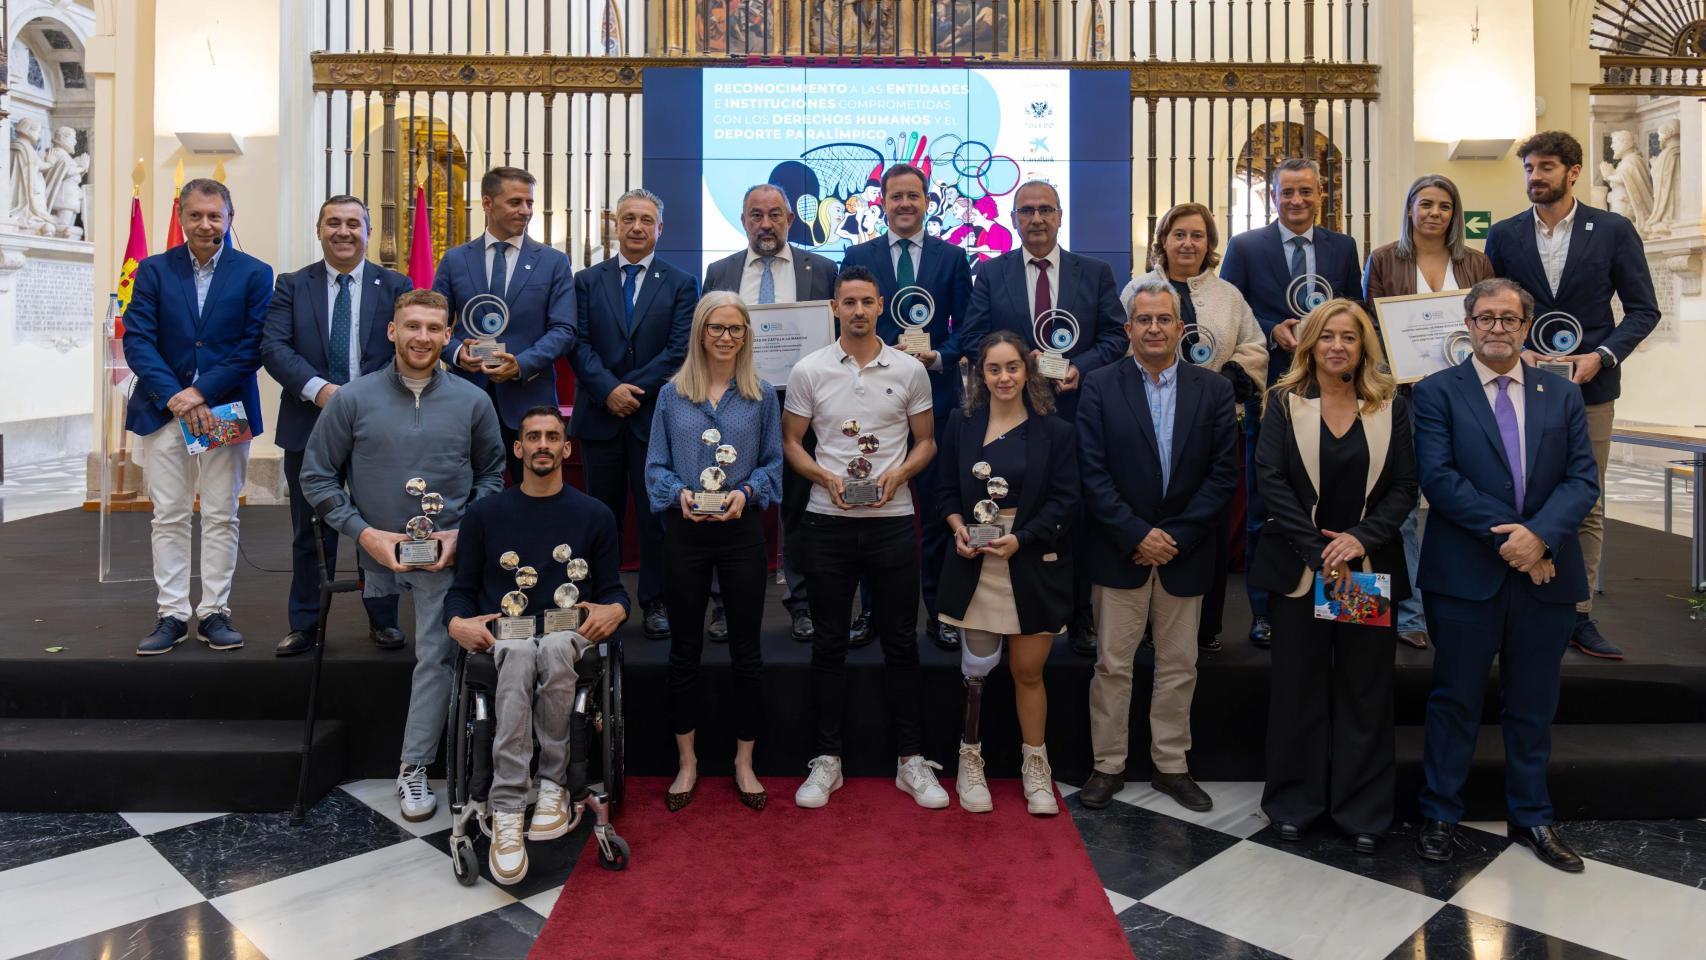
1373, 289, 1472, 384
749, 300, 834, 387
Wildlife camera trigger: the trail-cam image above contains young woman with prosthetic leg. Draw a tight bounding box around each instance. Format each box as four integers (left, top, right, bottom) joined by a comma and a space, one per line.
935, 331, 1080, 814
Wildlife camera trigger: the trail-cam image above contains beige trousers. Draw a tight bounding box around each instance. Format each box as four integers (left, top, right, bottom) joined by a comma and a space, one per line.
1579, 401, 1614, 614
1088, 578, 1203, 776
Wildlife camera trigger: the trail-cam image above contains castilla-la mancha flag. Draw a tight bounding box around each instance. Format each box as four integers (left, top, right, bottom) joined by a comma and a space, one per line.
113, 198, 149, 338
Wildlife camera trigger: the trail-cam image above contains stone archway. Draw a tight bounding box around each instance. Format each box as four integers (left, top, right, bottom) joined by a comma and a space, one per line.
1229, 121, 1347, 236
6, 15, 93, 240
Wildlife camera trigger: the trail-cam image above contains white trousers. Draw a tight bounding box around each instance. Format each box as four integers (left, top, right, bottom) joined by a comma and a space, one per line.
142, 422, 248, 620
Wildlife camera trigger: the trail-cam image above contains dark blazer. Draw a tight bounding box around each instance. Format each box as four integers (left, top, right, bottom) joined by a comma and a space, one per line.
568, 255, 698, 442
261, 261, 412, 452
702, 247, 837, 301
934, 406, 1078, 634
123, 245, 273, 438
1077, 359, 1240, 594
1220, 221, 1364, 384
1412, 359, 1600, 603
1249, 390, 1418, 601
841, 233, 974, 410
1362, 242, 1494, 302
959, 247, 1128, 418
433, 235, 576, 428
1484, 203, 1659, 406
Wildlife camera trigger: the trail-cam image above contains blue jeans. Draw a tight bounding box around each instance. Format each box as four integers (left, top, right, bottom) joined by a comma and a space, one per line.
1397, 506, 1426, 633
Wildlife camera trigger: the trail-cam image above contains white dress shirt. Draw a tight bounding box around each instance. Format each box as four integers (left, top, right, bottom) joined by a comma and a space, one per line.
1533, 199, 1575, 298
484, 231, 523, 294
616, 251, 656, 299
301, 260, 366, 402
739, 245, 797, 304
1471, 355, 1526, 480
1022, 244, 1063, 317
1278, 223, 1318, 278
888, 228, 925, 278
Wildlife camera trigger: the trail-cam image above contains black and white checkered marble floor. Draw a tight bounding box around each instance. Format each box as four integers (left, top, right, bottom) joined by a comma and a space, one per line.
3, 779, 1703, 960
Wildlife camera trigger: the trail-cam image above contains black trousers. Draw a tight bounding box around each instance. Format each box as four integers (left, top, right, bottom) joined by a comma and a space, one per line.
1262, 590, 1396, 836
580, 432, 664, 604
1199, 508, 1233, 640
282, 448, 397, 634
913, 410, 952, 620
800, 512, 922, 757
663, 510, 766, 741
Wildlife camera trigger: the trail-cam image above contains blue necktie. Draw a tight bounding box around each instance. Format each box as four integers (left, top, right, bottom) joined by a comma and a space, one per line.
1288, 236, 1308, 279
1493, 376, 1525, 510
622, 263, 643, 332
758, 256, 776, 305
896, 237, 915, 287
328, 274, 353, 385
489, 241, 508, 298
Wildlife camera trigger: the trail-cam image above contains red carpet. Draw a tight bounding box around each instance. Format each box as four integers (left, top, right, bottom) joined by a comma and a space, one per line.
530, 776, 1131, 960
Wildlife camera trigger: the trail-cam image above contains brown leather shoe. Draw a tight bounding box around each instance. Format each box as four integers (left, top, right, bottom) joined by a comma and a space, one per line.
1077, 770, 1124, 809
1151, 771, 1214, 812
1399, 630, 1429, 650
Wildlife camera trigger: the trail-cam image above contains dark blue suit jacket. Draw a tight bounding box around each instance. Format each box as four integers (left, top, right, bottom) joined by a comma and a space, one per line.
1484, 203, 1659, 407
1413, 360, 1600, 604
122, 245, 273, 438
1219, 221, 1364, 384
568, 255, 697, 442
1077, 360, 1240, 594
959, 247, 1128, 418
840, 233, 973, 410
433, 235, 576, 428
261, 261, 412, 452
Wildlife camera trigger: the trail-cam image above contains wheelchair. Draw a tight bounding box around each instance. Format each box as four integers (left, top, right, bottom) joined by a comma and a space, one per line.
444, 630, 630, 884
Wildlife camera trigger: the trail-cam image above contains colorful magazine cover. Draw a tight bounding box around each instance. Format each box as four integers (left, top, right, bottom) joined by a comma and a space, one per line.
1313, 571, 1393, 626
180, 401, 254, 456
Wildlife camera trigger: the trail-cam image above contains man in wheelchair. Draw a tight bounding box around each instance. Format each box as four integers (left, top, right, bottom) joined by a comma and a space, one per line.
445, 405, 630, 884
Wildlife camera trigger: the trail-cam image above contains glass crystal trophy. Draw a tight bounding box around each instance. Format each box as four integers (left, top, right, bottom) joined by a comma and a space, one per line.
691, 428, 738, 514
840, 418, 882, 506
1033, 308, 1080, 380
965, 460, 1010, 547
543, 545, 592, 633
891, 286, 936, 355
397, 477, 445, 566
1285, 273, 1332, 320
459, 292, 511, 367
1532, 311, 1583, 379
1442, 330, 1475, 367
1177, 324, 1220, 366
495, 550, 538, 640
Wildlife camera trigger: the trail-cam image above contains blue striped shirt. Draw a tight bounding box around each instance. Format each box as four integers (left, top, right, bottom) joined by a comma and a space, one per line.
645, 378, 784, 513
1140, 358, 1179, 495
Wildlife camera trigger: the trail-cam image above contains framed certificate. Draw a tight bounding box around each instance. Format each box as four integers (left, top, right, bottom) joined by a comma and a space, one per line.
1373, 289, 1473, 384
748, 299, 834, 387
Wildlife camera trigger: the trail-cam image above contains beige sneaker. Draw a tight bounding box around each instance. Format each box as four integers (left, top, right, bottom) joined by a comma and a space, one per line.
528, 779, 570, 841
956, 741, 993, 813
489, 810, 529, 885
1021, 744, 1058, 816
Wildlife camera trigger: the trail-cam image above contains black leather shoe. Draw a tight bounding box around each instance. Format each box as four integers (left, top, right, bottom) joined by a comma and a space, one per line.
1077, 771, 1124, 809
1508, 823, 1585, 873
1275, 822, 1302, 842
1249, 616, 1273, 649
643, 601, 670, 640
1198, 634, 1224, 653
370, 626, 406, 650
790, 608, 815, 642
1415, 818, 1455, 862
929, 621, 960, 651
275, 630, 315, 658
1353, 834, 1379, 855
1151, 771, 1214, 812
848, 612, 873, 648
1069, 621, 1097, 658
707, 604, 729, 644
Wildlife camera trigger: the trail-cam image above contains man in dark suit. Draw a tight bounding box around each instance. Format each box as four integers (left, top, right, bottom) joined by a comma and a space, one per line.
1412, 278, 1600, 873
960, 179, 1128, 656
1220, 157, 1364, 651
1485, 130, 1659, 660
434, 166, 576, 483
569, 187, 697, 640
124, 179, 273, 655
261, 195, 411, 657
841, 162, 975, 651
1076, 277, 1239, 813
704, 183, 836, 643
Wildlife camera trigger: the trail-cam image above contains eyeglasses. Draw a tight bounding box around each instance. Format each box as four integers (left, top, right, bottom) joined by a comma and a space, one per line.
705, 323, 748, 341
1469, 314, 1525, 332
1014, 205, 1059, 218
1129, 315, 1178, 328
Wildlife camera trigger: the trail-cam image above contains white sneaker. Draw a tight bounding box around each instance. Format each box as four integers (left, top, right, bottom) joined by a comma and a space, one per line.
795, 755, 843, 808
396, 764, 437, 822
489, 810, 529, 885
956, 741, 993, 813
528, 779, 570, 840
897, 756, 950, 809
1021, 745, 1059, 816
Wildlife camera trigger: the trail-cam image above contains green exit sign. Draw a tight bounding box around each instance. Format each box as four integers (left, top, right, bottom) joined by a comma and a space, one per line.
1464, 211, 1492, 240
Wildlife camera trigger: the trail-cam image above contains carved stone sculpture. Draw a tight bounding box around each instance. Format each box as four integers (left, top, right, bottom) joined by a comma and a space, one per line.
1601, 129, 1653, 235
42, 126, 90, 241
1647, 118, 1681, 238
7, 117, 59, 236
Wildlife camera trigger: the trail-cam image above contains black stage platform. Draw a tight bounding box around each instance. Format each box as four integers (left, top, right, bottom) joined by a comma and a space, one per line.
3, 507, 1704, 818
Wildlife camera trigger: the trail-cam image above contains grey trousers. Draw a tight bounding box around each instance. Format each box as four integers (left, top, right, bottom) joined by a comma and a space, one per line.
490, 632, 580, 812
366, 567, 454, 767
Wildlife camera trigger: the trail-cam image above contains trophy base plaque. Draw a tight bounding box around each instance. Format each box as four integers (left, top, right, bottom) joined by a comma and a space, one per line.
898, 330, 931, 354
543, 607, 586, 634
966, 524, 1003, 548
842, 478, 882, 506
1538, 360, 1574, 380
470, 338, 507, 366
1037, 351, 1070, 380
397, 539, 442, 566
495, 615, 536, 641
690, 491, 729, 514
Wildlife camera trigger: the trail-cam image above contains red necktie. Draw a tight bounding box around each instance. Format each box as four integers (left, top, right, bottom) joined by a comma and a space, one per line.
1032, 258, 1051, 320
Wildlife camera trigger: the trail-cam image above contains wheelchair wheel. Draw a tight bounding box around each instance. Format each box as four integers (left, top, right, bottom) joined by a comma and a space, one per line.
605, 638, 626, 808
599, 834, 631, 871
450, 837, 479, 886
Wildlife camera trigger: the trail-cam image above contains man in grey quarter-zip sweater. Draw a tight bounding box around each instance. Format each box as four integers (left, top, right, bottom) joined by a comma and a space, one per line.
301, 289, 506, 823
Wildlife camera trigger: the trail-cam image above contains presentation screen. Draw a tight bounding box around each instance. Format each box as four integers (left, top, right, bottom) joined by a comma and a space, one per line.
644, 67, 1130, 281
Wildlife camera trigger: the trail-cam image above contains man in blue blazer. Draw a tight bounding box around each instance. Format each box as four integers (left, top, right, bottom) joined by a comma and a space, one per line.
570, 187, 697, 640
434, 166, 576, 482
841, 162, 974, 650
1076, 277, 1239, 814
1412, 278, 1600, 873
1219, 157, 1364, 650
1485, 130, 1659, 660
261, 195, 410, 657
124, 179, 272, 655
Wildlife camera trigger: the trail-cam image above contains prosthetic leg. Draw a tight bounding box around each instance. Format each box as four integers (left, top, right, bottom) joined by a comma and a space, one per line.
957, 632, 1002, 813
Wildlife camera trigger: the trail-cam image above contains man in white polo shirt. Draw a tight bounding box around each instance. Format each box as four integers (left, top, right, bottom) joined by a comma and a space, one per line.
783, 264, 947, 810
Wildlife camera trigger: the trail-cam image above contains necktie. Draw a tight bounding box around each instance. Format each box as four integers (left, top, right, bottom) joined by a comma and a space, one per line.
1031, 258, 1051, 322
896, 237, 915, 287
1288, 236, 1309, 279
1493, 376, 1525, 510
758, 256, 776, 305
489, 241, 508, 298
621, 263, 643, 332
328, 274, 353, 385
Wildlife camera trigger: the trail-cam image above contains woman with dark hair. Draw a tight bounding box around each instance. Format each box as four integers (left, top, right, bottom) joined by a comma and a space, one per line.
936, 330, 1078, 815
